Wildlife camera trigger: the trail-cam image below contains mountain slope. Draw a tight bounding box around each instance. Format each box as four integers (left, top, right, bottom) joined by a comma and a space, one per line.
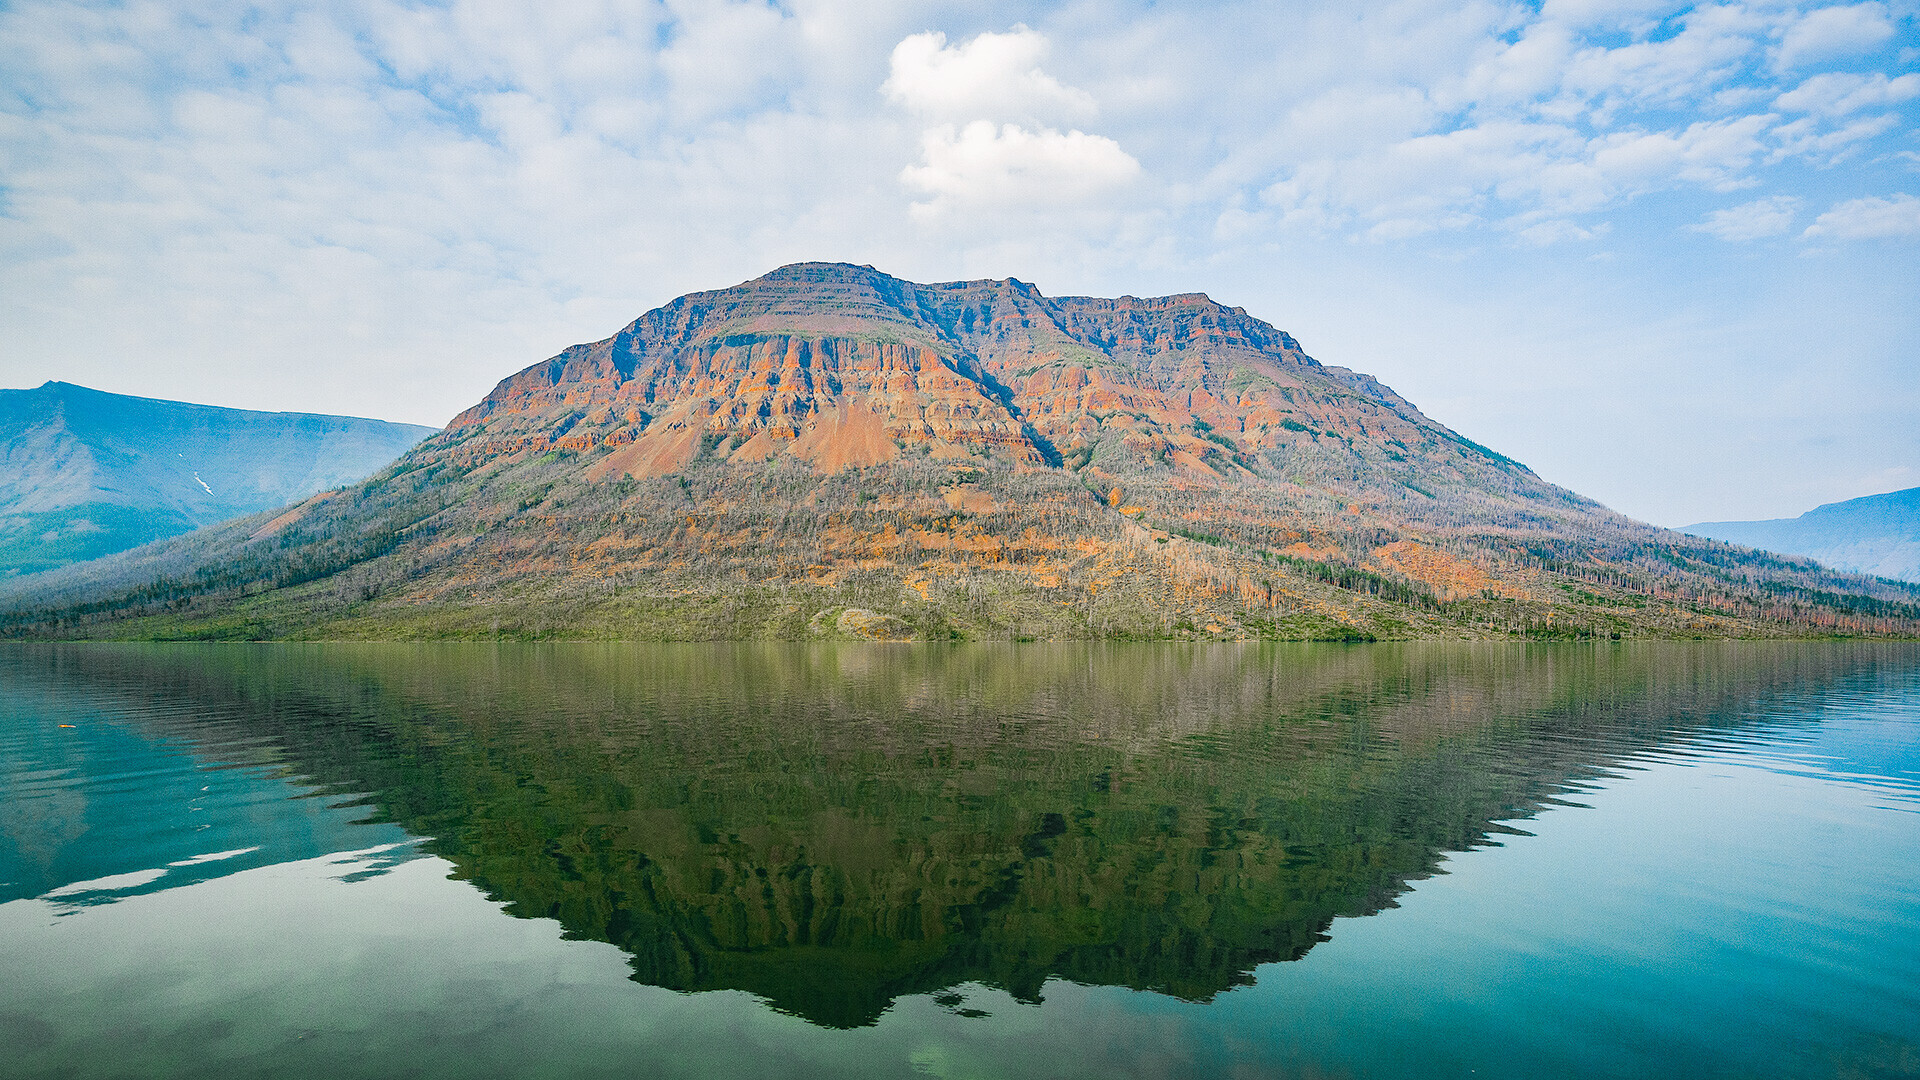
0, 382, 437, 575
4, 263, 1917, 640
1686, 487, 1920, 583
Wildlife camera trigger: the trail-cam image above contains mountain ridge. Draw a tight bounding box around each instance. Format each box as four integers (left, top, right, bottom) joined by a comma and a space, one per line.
1686, 486, 1920, 583
0, 381, 437, 576
4, 263, 1916, 640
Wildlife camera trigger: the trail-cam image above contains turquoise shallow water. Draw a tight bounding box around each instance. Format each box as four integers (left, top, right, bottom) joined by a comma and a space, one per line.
1, 642, 1917, 1079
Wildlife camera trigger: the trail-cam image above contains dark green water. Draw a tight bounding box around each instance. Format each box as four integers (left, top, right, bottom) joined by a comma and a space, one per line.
2, 642, 1917, 1078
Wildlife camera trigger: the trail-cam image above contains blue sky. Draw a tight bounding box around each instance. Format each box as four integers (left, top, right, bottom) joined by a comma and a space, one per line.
1, 0, 1916, 526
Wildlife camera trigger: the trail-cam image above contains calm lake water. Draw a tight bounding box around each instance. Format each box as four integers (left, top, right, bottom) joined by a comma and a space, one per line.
2, 642, 1917, 1079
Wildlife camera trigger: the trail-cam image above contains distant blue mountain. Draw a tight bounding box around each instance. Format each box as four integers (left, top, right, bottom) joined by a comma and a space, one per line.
0, 382, 437, 576
1685, 487, 1920, 584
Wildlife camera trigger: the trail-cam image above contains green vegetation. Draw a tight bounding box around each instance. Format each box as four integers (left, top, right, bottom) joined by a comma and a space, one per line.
0, 503, 196, 577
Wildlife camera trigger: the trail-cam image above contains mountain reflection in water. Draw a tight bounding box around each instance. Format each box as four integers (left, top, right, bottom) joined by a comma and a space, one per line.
2, 641, 1902, 1030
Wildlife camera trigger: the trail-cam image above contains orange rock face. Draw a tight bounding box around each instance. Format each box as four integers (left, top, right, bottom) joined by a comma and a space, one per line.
444, 262, 1510, 496
377, 261, 1665, 633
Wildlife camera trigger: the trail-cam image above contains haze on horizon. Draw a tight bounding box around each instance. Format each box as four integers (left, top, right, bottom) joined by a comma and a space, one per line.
2, 0, 1916, 527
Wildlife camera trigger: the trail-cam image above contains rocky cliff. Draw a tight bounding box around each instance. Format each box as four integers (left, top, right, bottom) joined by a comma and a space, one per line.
445, 264, 1538, 500
4, 264, 1916, 640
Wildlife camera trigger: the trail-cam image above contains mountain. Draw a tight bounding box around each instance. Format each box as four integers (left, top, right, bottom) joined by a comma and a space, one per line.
0, 382, 437, 576
3, 263, 1917, 640
1685, 487, 1920, 583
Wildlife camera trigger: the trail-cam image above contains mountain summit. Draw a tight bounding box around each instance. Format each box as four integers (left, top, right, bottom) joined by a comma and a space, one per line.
6, 263, 1916, 640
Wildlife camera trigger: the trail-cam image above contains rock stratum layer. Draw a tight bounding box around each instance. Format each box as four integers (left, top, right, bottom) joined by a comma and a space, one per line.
5, 263, 1918, 640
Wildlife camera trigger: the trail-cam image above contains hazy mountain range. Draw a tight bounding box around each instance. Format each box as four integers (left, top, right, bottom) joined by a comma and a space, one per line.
1686, 488, 1920, 584
3, 263, 1915, 640
0, 382, 435, 576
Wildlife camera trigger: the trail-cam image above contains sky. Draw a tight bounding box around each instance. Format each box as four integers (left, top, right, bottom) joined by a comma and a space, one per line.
1, 0, 1916, 527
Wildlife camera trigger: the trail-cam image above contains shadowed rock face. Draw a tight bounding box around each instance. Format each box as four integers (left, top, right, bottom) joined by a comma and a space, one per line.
7, 641, 1899, 1028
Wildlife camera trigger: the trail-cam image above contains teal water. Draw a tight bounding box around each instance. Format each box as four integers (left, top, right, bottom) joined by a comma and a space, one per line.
2, 642, 1917, 1078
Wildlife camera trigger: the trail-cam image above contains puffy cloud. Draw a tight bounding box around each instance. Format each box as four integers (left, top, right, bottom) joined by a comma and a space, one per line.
1774, 71, 1920, 115
1538, 0, 1693, 29
1584, 114, 1772, 193
1198, 2, 1919, 243
1258, 112, 1774, 242
1556, 3, 1767, 110
1690, 195, 1800, 239
883, 26, 1095, 123
1774, 3, 1898, 71
1771, 111, 1900, 161
900, 121, 1140, 218
884, 26, 1138, 223
657, 1, 801, 122
1804, 193, 1920, 238
1510, 216, 1611, 245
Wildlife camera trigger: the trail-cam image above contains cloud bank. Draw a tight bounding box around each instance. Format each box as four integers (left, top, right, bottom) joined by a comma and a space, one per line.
0, 0, 1915, 524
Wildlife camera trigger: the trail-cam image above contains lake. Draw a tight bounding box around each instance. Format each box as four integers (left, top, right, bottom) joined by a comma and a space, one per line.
3, 642, 1917, 1079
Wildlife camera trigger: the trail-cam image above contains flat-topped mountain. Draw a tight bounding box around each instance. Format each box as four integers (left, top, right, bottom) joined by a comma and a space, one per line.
4, 264, 1916, 640
0, 382, 436, 576
451, 263, 1531, 496
1686, 487, 1920, 583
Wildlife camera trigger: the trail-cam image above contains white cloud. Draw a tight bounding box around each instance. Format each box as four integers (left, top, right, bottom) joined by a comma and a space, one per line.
657, 1, 800, 122
1538, 0, 1692, 29
901, 121, 1139, 218
1774, 3, 1898, 71
1690, 195, 1800, 239
1290, 85, 1440, 148
883, 27, 1095, 123
1258, 111, 1775, 242
1775, 71, 1920, 115
1558, 3, 1766, 110
1585, 114, 1772, 193
1804, 193, 1920, 238
1771, 111, 1900, 161
884, 26, 1137, 223
1201, 2, 1920, 243
1502, 213, 1612, 245
2, 0, 1918, 532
